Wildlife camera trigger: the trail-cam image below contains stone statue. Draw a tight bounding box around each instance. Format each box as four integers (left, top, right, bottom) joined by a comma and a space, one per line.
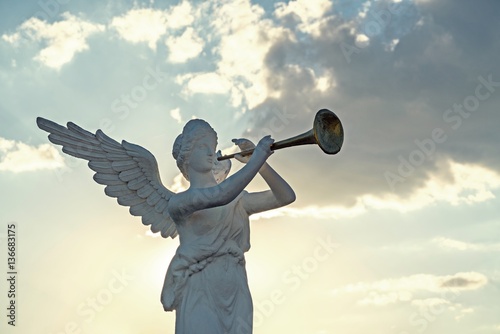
37, 117, 296, 334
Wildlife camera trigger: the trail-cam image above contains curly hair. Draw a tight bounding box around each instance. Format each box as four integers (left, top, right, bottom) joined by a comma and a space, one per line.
172, 119, 217, 181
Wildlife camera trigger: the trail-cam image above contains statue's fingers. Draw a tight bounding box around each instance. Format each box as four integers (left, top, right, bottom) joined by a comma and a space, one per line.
233, 138, 251, 149
234, 154, 244, 163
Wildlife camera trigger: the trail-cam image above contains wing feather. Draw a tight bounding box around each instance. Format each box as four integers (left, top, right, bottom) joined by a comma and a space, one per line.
150, 215, 168, 233
142, 209, 160, 227
155, 198, 168, 213
62, 146, 108, 161
48, 133, 97, 152
101, 143, 128, 154
37, 118, 73, 137
119, 168, 144, 182
95, 129, 121, 146
161, 223, 177, 238
146, 191, 162, 206
130, 201, 154, 217
88, 161, 113, 173
93, 173, 122, 186
106, 153, 132, 161
111, 160, 138, 172
137, 184, 155, 198
67, 122, 101, 143
105, 184, 134, 198
117, 193, 146, 206
128, 176, 149, 190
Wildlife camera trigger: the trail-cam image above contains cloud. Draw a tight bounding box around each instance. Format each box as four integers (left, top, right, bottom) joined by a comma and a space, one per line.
2, 13, 105, 70
411, 298, 450, 308
166, 0, 196, 30
355, 33, 370, 47
170, 108, 182, 123
410, 297, 474, 322
1, 33, 20, 44
168, 173, 189, 193
176, 0, 293, 109
110, 8, 168, 50
432, 237, 500, 252
0, 137, 65, 173
166, 27, 204, 63
177, 72, 233, 96
109, 1, 195, 50
332, 271, 488, 306
253, 159, 500, 220
230, 0, 500, 210
274, 0, 332, 36
440, 275, 485, 289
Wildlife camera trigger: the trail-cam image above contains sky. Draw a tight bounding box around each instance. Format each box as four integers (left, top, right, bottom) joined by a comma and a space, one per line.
0, 0, 499, 333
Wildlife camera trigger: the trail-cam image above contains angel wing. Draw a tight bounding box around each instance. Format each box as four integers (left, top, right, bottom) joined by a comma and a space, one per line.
37, 117, 178, 239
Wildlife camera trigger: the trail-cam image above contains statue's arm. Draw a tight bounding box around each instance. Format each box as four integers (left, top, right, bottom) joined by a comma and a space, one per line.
241, 162, 295, 215
168, 136, 274, 220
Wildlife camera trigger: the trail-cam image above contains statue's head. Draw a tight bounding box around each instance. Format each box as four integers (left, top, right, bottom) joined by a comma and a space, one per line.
172, 119, 218, 181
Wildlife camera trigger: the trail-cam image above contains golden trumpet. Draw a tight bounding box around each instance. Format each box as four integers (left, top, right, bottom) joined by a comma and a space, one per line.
217, 109, 344, 161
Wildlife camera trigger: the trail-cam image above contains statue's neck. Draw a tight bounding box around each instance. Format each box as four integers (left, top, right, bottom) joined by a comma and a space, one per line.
188, 171, 218, 188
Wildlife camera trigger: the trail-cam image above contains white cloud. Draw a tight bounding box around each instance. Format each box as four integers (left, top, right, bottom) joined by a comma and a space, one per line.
411, 298, 450, 308
432, 237, 500, 252
170, 108, 182, 123
110, 1, 195, 50
315, 74, 332, 92
332, 272, 488, 306
359, 290, 412, 306
167, 1, 196, 29
357, 2, 371, 18
213, 0, 289, 108
455, 307, 474, 321
254, 159, 500, 221
355, 33, 370, 48
166, 27, 204, 63
172, 0, 338, 109
168, 173, 189, 193
2, 13, 105, 70
0, 137, 65, 173
110, 9, 168, 50
178, 0, 292, 109
386, 38, 400, 52
284, 64, 337, 93
177, 72, 233, 95
274, 0, 332, 36
2, 32, 20, 44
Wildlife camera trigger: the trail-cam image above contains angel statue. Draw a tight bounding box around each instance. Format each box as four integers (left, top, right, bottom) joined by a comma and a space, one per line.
37, 116, 296, 334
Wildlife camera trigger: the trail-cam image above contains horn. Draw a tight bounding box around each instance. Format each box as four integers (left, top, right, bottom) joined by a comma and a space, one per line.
217, 109, 344, 161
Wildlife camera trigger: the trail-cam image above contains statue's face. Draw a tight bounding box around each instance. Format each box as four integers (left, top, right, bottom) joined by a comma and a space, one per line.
188, 132, 217, 174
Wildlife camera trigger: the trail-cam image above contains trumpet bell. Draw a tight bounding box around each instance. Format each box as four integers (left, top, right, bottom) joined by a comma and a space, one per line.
314, 109, 344, 154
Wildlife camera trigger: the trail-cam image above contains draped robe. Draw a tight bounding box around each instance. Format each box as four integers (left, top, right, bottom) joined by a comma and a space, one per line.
161, 192, 253, 334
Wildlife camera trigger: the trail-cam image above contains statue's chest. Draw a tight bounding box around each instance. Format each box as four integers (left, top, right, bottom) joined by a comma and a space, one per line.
187, 205, 230, 235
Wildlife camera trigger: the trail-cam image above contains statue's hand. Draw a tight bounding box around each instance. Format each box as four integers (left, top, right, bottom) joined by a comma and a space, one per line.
232, 136, 274, 163
232, 138, 255, 163
255, 135, 275, 159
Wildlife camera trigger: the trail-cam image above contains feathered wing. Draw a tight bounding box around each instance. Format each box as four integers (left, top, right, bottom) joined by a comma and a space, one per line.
37, 117, 178, 239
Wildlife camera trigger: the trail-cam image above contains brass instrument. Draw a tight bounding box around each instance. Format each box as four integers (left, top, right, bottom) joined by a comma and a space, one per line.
217, 109, 344, 161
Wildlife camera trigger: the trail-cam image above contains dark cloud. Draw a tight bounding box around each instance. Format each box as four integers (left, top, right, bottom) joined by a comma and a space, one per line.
440, 276, 482, 289
244, 0, 500, 206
